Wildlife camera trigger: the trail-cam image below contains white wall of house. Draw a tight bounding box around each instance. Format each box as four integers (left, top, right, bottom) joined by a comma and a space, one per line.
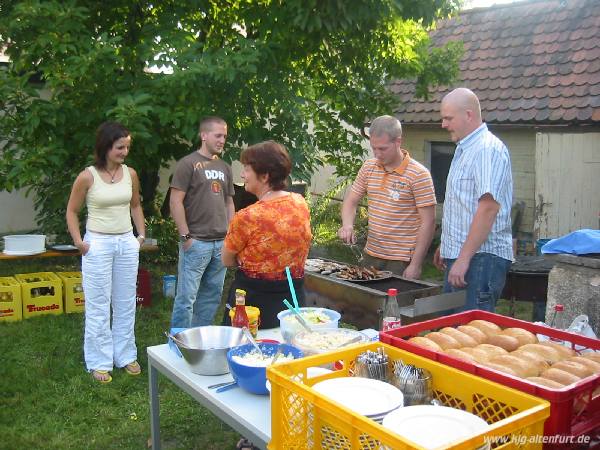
400, 126, 536, 235
535, 131, 600, 238
0, 189, 37, 234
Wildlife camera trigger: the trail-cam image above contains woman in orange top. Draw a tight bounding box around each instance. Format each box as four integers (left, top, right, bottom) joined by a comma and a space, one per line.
221, 141, 312, 328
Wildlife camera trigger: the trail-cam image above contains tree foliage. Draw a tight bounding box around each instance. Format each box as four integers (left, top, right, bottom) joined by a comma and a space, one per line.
0, 0, 462, 236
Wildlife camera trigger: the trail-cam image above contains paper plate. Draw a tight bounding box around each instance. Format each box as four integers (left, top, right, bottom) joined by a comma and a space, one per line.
51, 244, 78, 251
382, 405, 490, 449
312, 377, 403, 417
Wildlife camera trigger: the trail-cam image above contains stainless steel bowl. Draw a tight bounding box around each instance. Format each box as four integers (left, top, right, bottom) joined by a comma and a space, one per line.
173, 326, 244, 375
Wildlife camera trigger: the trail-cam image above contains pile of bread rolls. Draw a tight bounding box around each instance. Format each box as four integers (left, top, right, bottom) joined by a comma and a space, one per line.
407, 319, 600, 390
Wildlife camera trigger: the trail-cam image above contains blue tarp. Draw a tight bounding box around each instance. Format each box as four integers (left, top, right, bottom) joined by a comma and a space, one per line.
541, 229, 600, 255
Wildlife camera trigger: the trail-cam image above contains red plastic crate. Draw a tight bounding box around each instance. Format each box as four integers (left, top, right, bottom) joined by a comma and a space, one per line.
136, 268, 152, 307
380, 310, 600, 441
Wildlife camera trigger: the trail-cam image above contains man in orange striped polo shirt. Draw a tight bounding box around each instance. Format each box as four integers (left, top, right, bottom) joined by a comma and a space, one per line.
338, 115, 436, 279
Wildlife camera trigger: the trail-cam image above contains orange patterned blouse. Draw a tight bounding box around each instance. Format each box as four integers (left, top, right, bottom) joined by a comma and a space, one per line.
224, 192, 312, 280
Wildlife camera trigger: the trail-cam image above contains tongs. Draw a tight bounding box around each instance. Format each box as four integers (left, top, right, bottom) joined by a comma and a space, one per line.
283, 299, 312, 333
347, 243, 364, 263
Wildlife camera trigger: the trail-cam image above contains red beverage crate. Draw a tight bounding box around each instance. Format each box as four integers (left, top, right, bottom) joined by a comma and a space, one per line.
136, 268, 152, 307
380, 310, 600, 442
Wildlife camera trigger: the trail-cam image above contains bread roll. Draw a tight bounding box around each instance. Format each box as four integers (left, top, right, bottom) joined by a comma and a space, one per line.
526, 376, 565, 389
487, 334, 520, 352
444, 348, 477, 362
518, 344, 562, 364
408, 336, 442, 352
458, 347, 491, 363
502, 328, 538, 346
512, 349, 549, 365
510, 351, 549, 375
480, 361, 519, 377
551, 360, 594, 379
541, 368, 581, 386
539, 341, 576, 358
425, 331, 461, 350
475, 344, 508, 358
468, 320, 502, 338
490, 355, 536, 378
581, 352, 600, 364
440, 327, 478, 348
567, 356, 600, 374
456, 325, 488, 344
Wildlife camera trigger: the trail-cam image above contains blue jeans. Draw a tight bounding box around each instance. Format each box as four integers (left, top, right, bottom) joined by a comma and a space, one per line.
443, 252, 511, 312
171, 239, 226, 328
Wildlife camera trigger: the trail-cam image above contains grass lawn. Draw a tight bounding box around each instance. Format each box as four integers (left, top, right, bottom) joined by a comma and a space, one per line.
0, 257, 240, 450
0, 249, 532, 450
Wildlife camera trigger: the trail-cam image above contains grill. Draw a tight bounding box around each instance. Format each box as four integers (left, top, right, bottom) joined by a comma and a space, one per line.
501, 256, 555, 322
303, 260, 460, 329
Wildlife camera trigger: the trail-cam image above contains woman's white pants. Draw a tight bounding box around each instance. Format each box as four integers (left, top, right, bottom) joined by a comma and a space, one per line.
82, 231, 139, 371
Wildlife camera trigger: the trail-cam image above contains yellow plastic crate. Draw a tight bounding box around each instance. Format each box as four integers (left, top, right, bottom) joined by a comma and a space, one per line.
267, 342, 550, 450
14, 272, 63, 319
56, 272, 84, 314
0, 276, 22, 322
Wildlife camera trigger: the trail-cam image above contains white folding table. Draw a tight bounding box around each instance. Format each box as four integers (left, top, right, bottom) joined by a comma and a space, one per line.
147, 329, 281, 450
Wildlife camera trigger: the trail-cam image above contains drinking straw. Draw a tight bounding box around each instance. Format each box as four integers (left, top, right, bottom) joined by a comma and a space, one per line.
285, 266, 299, 310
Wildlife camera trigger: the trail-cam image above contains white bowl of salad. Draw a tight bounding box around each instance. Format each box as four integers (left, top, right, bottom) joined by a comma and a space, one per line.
277, 307, 340, 344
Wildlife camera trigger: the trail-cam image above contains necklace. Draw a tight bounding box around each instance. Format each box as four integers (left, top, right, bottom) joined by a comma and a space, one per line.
259, 189, 273, 200
106, 166, 120, 183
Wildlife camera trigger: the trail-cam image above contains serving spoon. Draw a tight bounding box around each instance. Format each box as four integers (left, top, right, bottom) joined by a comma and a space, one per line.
164, 331, 190, 348
242, 327, 265, 357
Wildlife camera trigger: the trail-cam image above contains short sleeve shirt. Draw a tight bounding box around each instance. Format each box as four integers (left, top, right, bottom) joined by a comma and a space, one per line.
440, 123, 513, 261
224, 193, 312, 280
170, 151, 234, 240
351, 150, 436, 261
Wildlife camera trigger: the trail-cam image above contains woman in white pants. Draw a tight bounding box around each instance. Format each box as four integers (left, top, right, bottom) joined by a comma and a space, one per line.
66, 121, 146, 383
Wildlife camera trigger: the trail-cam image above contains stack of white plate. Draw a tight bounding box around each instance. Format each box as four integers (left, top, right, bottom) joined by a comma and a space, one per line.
311, 377, 404, 423
381, 405, 491, 449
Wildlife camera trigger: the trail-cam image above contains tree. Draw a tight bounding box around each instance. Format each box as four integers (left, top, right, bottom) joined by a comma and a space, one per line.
0, 0, 462, 237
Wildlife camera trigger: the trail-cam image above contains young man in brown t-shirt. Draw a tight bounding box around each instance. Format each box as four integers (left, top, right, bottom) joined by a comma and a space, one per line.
170, 116, 235, 328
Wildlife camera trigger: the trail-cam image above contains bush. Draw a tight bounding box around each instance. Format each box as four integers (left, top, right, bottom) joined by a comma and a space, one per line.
145, 215, 178, 265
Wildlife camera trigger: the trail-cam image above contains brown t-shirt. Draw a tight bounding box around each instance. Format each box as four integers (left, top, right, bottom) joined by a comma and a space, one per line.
171, 151, 234, 240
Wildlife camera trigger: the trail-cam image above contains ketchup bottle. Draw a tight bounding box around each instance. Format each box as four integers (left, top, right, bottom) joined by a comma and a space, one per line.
232, 289, 249, 329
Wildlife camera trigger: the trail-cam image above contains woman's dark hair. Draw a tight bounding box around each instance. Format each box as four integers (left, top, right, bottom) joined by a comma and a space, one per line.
94, 121, 130, 169
240, 140, 291, 191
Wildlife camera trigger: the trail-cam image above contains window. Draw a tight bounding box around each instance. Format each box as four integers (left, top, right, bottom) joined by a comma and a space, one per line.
429, 142, 456, 203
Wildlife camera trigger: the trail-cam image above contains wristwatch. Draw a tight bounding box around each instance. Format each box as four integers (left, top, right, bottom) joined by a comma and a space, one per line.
180, 234, 192, 242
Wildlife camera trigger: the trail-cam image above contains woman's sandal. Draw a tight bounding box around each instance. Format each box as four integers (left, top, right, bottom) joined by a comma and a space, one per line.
124, 361, 142, 376
91, 370, 112, 384
236, 438, 258, 450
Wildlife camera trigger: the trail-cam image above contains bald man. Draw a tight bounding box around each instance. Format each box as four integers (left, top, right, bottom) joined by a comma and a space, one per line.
433, 88, 513, 312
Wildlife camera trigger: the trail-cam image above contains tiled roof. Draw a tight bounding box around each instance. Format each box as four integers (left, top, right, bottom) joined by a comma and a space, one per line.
391, 0, 600, 125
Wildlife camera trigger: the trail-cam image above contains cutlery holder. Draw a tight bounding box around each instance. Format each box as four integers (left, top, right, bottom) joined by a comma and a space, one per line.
354, 360, 390, 382
392, 362, 433, 406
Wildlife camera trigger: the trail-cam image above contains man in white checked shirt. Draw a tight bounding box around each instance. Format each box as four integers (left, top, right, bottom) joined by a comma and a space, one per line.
433, 88, 513, 312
